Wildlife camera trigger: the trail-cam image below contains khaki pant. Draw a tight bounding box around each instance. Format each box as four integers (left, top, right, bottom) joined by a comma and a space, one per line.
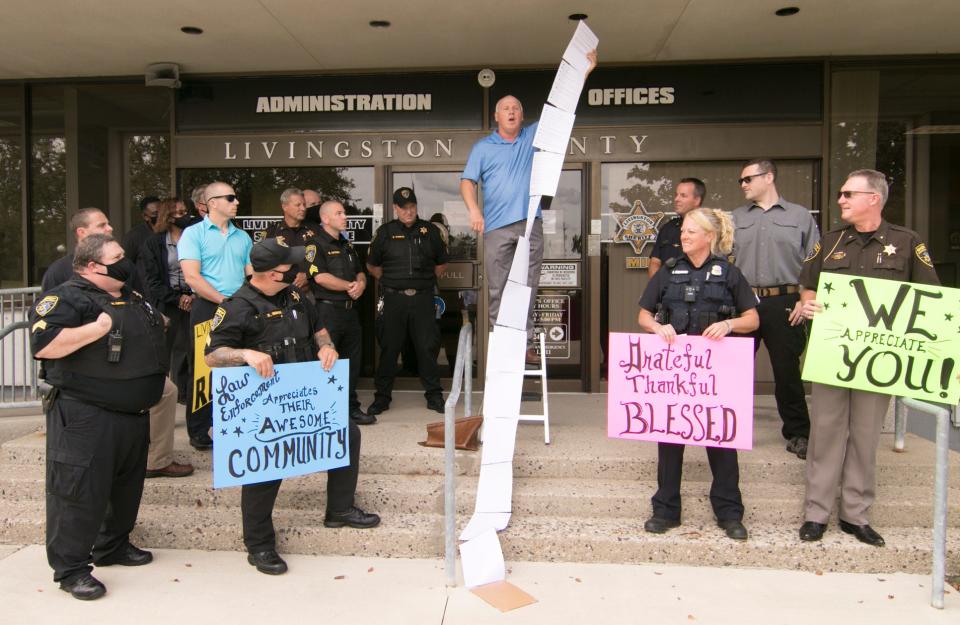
146, 377, 177, 471
804, 383, 891, 525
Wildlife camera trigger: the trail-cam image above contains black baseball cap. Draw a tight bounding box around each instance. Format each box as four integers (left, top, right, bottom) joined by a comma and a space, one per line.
393, 187, 417, 207
249, 237, 305, 272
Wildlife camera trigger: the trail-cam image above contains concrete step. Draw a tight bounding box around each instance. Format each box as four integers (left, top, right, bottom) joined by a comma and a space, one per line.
1, 498, 956, 575
3, 462, 957, 529
4, 421, 957, 488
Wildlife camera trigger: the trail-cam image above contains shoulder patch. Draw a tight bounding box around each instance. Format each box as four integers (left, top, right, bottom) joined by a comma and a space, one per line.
305, 244, 317, 263
211, 306, 227, 330
34, 295, 59, 317
915, 243, 933, 268
803, 241, 821, 263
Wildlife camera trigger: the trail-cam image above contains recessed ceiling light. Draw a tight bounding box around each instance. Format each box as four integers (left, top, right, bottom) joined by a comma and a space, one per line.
568, 13, 588, 21
369, 20, 391, 28
775, 7, 800, 16
180, 26, 203, 35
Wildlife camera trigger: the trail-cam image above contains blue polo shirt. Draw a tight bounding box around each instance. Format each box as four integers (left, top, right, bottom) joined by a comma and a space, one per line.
461, 122, 541, 232
177, 216, 252, 297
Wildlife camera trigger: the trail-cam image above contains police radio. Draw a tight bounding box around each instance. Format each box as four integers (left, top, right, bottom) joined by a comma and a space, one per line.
683, 285, 699, 303
107, 329, 123, 363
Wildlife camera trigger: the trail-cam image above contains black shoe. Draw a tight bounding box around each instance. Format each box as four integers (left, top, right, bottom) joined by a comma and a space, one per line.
324, 506, 381, 529
839, 520, 885, 547
94, 543, 153, 567
350, 408, 377, 426
366, 402, 389, 417
60, 573, 106, 601
718, 519, 748, 540
189, 433, 213, 451
247, 550, 288, 575
799, 521, 827, 542
786, 436, 808, 460
426, 397, 445, 413
643, 516, 680, 534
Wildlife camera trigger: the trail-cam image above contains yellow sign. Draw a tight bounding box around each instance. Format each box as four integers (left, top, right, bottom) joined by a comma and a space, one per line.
625, 256, 650, 269
192, 320, 213, 412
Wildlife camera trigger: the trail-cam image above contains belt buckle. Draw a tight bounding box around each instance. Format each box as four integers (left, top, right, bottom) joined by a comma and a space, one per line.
403, 288, 417, 296
344, 300, 353, 309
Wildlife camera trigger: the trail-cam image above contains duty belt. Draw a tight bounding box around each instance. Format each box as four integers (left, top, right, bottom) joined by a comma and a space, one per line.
752, 284, 800, 298
318, 299, 354, 309
384, 287, 427, 296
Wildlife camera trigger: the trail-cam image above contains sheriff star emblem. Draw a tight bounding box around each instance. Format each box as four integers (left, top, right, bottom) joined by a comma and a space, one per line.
420, 226, 428, 235
275, 236, 288, 247
612, 200, 666, 255
883, 243, 897, 256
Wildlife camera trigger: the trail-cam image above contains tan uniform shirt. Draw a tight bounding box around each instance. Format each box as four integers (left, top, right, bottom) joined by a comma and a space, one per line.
799, 219, 939, 289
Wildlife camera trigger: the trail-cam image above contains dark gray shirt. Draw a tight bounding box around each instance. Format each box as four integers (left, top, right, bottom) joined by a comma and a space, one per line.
731, 197, 819, 287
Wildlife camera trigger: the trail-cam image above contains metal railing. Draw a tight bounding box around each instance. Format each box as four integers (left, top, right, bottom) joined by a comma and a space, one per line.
0, 287, 42, 408
443, 316, 473, 587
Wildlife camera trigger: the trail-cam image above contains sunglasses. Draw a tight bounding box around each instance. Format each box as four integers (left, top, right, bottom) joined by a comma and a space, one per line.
738, 171, 768, 185
837, 190, 877, 200
206, 194, 238, 203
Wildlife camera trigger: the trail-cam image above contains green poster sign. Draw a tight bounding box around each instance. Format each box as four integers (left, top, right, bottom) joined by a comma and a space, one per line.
802, 272, 959, 404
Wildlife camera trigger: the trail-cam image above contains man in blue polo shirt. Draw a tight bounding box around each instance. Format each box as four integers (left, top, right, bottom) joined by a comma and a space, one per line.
460, 51, 596, 364
178, 181, 252, 449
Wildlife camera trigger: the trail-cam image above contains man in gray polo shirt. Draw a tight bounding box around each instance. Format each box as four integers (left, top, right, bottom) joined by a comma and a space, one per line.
732, 158, 819, 459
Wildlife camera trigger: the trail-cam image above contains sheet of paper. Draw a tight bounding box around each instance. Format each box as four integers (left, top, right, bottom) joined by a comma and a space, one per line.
459, 528, 506, 588
471, 581, 538, 612
479, 417, 518, 464
494, 281, 531, 331
562, 20, 599, 74
459, 512, 512, 541
532, 104, 575, 155
507, 236, 530, 285
542, 211, 557, 235
525, 195, 542, 239
442, 200, 470, 227
547, 60, 586, 113
486, 327, 527, 374
482, 371, 523, 419
530, 151, 564, 197
475, 461, 513, 513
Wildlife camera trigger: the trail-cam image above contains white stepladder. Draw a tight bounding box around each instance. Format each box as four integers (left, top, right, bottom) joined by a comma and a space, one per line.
518, 331, 550, 444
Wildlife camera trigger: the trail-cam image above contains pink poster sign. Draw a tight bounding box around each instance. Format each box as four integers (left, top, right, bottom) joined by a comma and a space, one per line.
607, 332, 755, 450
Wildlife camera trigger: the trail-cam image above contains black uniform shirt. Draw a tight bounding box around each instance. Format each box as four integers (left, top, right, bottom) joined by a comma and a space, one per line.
639, 254, 758, 318
800, 220, 940, 289
310, 227, 364, 301
206, 280, 325, 354
651, 217, 683, 265
367, 218, 448, 290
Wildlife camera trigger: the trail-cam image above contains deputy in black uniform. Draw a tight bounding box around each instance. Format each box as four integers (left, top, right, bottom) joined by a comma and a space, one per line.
648, 178, 705, 277
263, 187, 319, 295
309, 200, 374, 425
205, 238, 380, 576
30, 234, 168, 601
637, 208, 759, 541
366, 187, 449, 416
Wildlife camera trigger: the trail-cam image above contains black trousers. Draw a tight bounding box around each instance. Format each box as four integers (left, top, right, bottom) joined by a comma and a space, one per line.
186, 298, 218, 439
651, 442, 744, 523
374, 290, 442, 405
240, 422, 362, 552
166, 306, 191, 403
318, 302, 362, 412
749, 293, 810, 440
46, 398, 149, 582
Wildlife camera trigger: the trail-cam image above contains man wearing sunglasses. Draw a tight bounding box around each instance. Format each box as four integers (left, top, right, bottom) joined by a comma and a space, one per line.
797, 169, 938, 547
178, 182, 253, 450
732, 158, 820, 460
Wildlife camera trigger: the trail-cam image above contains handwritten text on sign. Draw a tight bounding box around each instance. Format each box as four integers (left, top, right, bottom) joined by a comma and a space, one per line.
607, 333, 755, 450
212, 360, 350, 488
802, 272, 959, 403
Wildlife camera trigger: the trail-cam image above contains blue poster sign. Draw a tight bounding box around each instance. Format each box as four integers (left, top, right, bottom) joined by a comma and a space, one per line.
211, 360, 350, 488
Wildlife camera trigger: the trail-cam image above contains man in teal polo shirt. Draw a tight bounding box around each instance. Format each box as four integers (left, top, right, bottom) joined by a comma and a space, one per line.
178, 181, 253, 449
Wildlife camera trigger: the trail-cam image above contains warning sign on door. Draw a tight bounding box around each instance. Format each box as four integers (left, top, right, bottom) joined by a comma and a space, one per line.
533, 294, 570, 359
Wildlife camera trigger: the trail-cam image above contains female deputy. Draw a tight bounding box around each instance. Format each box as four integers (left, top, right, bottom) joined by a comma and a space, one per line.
636, 208, 759, 541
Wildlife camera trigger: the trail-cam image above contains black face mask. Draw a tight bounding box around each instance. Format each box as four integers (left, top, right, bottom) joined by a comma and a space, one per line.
272, 267, 300, 285
147, 216, 157, 226
172, 215, 193, 230
98, 257, 134, 284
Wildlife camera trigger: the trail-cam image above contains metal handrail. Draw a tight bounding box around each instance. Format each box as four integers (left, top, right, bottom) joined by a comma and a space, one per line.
443, 317, 473, 587
1, 287, 43, 408
901, 397, 956, 609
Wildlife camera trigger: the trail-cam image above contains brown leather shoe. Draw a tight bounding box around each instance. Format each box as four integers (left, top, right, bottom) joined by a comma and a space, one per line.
145, 461, 195, 478
525, 347, 541, 367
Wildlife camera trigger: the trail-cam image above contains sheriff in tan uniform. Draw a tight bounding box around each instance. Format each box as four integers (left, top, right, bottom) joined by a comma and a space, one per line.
797, 169, 939, 547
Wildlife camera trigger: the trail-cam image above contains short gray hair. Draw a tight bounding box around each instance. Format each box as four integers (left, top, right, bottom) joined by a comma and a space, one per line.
280, 188, 303, 205
847, 169, 889, 205
191, 184, 208, 207
73, 234, 116, 270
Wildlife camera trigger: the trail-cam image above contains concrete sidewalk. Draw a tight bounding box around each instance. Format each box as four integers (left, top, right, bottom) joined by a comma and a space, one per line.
1, 544, 957, 624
